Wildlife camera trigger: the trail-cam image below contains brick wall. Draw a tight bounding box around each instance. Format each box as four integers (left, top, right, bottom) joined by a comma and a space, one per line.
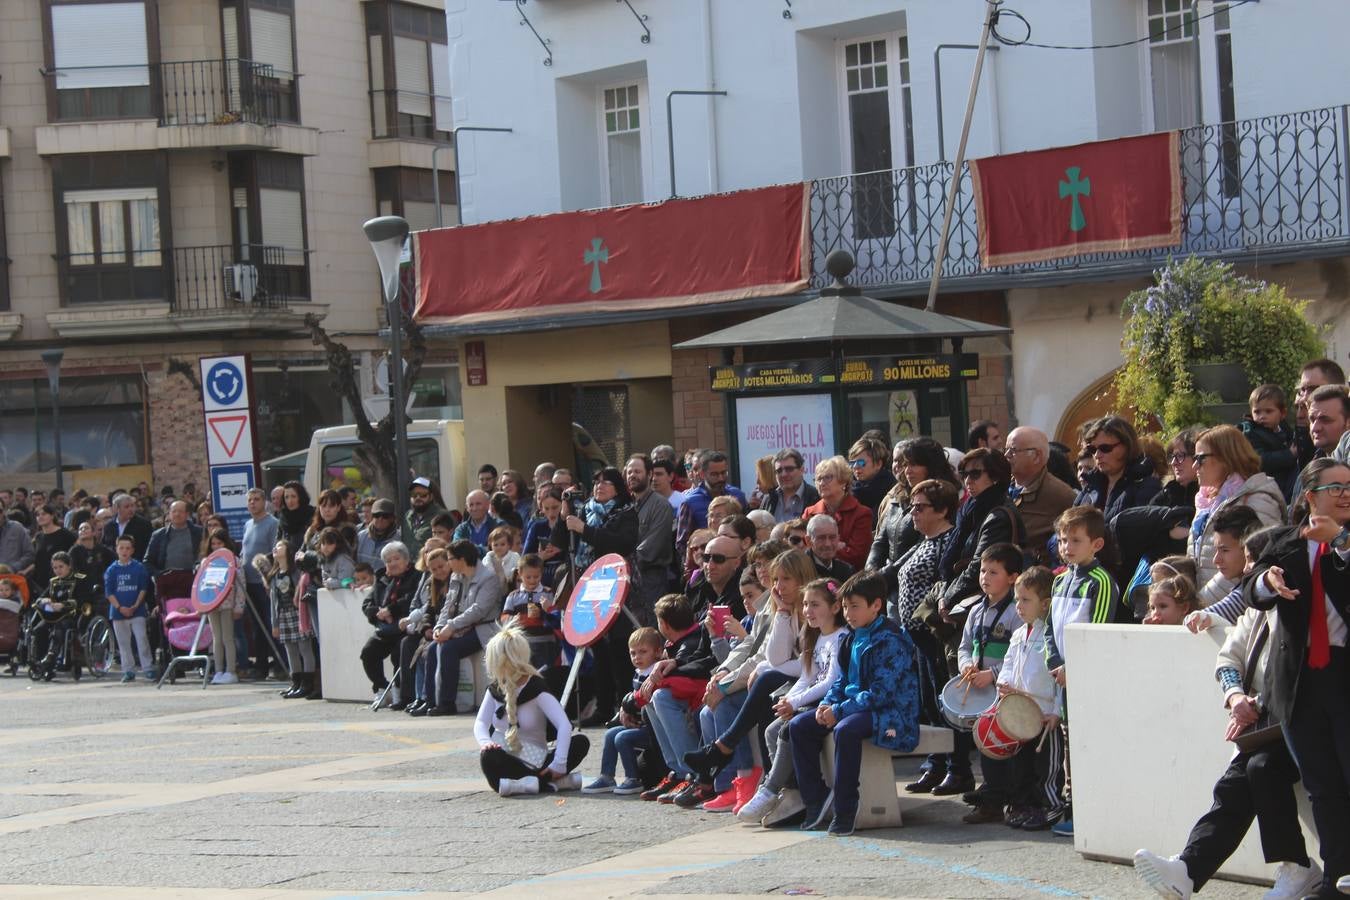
670, 347, 730, 453
965, 354, 1012, 439
146, 363, 209, 496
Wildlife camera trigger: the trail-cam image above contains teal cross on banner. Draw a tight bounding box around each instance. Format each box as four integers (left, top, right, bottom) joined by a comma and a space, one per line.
584, 238, 609, 293
1058, 167, 1091, 232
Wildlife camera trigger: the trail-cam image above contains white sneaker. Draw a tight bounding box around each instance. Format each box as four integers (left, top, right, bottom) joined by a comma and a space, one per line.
1337, 873, 1349, 894
1133, 849, 1193, 900
498, 776, 540, 797
736, 786, 781, 824
209, 672, 225, 685
1264, 861, 1322, 900
217, 672, 239, 685
554, 772, 582, 792
763, 788, 806, 827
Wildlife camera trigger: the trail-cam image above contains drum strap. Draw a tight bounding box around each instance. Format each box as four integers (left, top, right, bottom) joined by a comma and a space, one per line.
975, 594, 1015, 669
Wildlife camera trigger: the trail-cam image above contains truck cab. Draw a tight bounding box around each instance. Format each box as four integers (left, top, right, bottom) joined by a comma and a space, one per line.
297, 419, 466, 512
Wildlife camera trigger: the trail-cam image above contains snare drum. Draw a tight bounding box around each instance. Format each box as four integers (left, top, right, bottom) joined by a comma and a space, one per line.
994, 692, 1045, 742
974, 708, 1022, 760
940, 675, 997, 732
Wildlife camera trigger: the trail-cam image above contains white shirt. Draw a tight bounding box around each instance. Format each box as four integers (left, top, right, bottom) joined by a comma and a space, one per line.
1307, 539, 1349, 647
473, 683, 573, 775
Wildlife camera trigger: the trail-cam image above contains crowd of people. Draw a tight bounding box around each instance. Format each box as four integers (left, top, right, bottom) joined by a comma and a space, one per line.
3, 356, 1350, 898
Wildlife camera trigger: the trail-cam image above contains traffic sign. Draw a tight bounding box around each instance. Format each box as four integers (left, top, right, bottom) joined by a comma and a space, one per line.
192, 548, 239, 614
205, 411, 255, 465
209, 464, 255, 539
200, 355, 250, 411
561, 554, 631, 648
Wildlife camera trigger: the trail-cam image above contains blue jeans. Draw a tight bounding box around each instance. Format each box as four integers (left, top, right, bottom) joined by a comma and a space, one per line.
789, 709, 874, 821
433, 630, 481, 709
699, 689, 752, 792
646, 688, 700, 779
415, 652, 438, 701
601, 725, 653, 779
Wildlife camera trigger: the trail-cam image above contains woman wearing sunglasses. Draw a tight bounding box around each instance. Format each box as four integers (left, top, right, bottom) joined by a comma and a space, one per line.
1152, 426, 1204, 509
1074, 416, 1163, 523
869, 438, 961, 606
1244, 457, 1350, 899
1188, 425, 1286, 606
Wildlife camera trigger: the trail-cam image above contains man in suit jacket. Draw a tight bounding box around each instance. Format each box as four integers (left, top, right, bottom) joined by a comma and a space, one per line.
101, 493, 153, 559
1244, 458, 1350, 897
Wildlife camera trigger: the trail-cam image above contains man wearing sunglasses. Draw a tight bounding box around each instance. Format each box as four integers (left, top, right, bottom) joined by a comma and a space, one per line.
356, 498, 404, 572
405, 477, 446, 558
688, 535, 746, 619
760, 448, 819, 524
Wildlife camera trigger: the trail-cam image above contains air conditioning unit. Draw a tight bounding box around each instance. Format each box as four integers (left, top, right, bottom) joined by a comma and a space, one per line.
224, 263, 259, 303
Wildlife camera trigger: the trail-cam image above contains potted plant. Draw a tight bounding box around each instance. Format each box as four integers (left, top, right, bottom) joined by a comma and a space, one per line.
1114, 257, 1325, 434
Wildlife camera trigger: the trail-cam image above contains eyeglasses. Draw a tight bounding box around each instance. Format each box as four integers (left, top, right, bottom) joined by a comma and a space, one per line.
1168, 452, 1193, 464
910, 501, 933, 512
787, 535, 804, 546
816, 473, 837, 484
411, 492, 431, 501
1192, 453, 1213, 466
961, 469, 986, 481
1309, 482, 1350, 497
774, 465, 799, 474
1003, 447, 1036, 457
372, 512, 394, 519
701, 552, 741, 565
1086, 442, 1121, 456
848, 459, 867, 469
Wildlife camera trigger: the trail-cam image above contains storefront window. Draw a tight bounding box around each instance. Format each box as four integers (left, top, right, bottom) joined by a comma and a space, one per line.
0, 375, 145, 475
409, 364, 461, 419
253, 367, 350, 461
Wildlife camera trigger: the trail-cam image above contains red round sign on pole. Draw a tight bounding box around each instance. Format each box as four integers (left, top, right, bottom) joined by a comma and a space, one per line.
561, 554, 631, 648
192, 548, 238, 614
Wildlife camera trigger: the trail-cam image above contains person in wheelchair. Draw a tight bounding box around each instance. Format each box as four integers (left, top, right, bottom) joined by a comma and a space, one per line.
30, 552, 83, 679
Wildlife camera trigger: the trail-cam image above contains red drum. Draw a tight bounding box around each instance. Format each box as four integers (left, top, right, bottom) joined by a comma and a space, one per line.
974, 707, 1022, 760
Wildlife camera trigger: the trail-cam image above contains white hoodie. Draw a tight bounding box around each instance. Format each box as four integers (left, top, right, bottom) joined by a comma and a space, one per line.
996, 618, 1062, 716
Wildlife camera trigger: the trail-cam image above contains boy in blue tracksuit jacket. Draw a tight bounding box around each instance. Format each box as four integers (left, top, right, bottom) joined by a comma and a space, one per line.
790, 570, 919, 836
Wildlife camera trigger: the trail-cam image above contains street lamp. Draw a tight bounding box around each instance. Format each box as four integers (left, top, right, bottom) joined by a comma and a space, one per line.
40, 349, 65, 495
362, 216, 412, 521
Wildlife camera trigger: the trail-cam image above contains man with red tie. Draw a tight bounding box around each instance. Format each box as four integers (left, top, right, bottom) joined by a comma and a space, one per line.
1246, 457, 1350, 899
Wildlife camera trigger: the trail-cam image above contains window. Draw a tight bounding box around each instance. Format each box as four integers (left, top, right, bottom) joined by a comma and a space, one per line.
229, 152, 309, 299
1146, 0, 1200, 131
221, 0, 299, 123
366, 1, 451, 139
321, 438, 439, 498
1213, 3, 1238, 198
840, 36, 914, 240
0, 375, 146, 475
253, 365, 351, 460
410, 365, 462, 420
602, 84, 644, 206
48, 1, 153, 120
374, 167, 457, 230
52, 152, 167, 304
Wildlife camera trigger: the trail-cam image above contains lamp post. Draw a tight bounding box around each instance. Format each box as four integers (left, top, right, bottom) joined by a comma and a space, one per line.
362, 216, 412, 521
40, 349, 65, 495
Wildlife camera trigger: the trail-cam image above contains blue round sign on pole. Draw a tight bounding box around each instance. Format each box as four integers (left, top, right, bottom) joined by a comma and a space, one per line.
192, 548, 238, 614
205, 361, 244, 407
562, 554, 631, 648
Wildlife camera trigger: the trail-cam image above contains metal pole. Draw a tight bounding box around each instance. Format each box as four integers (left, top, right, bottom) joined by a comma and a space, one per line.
934, 44, 999, 162
666, 89, 727, 199
387, 288, 411, 523
41, 349, 64, 495
435, 126, 514, 228
925, 0, 998, 312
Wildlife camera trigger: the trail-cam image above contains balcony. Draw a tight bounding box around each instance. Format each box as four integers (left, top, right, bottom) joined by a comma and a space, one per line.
46, 244, 319, 338
36, 60, 317, 157
367, 88, 453, 170
811, 105, 1350, 294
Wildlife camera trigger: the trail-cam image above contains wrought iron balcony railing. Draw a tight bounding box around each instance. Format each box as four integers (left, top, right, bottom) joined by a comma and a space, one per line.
56, 244, 305, 313
810, 105, 1350, 292
48, 59, 297, 126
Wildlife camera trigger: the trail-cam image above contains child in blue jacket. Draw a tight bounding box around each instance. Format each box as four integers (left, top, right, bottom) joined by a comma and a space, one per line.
789, 569, 919, 836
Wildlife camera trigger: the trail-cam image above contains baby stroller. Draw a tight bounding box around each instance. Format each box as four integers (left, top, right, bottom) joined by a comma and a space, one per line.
0, 573, 27, 674
155, 570, 213, 687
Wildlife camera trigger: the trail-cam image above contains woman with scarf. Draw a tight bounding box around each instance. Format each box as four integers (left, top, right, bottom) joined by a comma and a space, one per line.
1188, 425, 1286, 605
939, 448, 1024, 611
277, 481, 315, 549
551, 467, 639, 723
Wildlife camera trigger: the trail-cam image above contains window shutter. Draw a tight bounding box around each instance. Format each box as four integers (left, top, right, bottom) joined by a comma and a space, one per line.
394, 36, 430, 117
430, 43, 452, 132
403, 201, 438, 231
259, 187, 305, 265
250, 8, 295, 82
223, 7, 241, 108
52, 2, 149, 90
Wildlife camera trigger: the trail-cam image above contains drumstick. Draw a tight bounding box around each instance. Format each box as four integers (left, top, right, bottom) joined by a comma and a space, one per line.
1035, 723, 1051, 753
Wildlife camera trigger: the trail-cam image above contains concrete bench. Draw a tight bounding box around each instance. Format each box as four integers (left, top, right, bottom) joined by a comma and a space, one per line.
823, 725, 954, 830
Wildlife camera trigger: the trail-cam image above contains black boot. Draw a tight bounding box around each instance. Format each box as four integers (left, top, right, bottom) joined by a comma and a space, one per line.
284, 675, 306, 699
279, 674, 298, 697
303, 673, 323, 700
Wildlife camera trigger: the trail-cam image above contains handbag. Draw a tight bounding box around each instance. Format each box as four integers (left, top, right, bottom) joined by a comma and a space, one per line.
1232, 620, 1284, 752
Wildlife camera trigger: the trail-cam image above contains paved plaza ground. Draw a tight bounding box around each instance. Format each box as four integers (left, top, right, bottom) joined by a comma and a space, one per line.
0, 674, 1264, 899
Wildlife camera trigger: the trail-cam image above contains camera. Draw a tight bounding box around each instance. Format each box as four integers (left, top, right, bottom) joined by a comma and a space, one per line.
564, 485, 588, 518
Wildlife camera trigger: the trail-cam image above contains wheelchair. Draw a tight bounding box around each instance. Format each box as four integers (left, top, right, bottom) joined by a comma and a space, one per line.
19, 585, 112, 683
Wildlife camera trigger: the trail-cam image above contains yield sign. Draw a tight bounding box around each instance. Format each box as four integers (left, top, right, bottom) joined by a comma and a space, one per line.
205, 412, 254, 465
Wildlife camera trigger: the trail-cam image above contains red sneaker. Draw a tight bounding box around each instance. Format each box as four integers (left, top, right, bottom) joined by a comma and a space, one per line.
731, 770, 762, 815
640, 773, 677, 802
701, 785, 739, 812
657, 780, 690, 804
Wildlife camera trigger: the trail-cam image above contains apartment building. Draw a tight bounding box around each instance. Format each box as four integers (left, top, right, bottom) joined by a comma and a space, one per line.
0, 0, 462, 495
424, 0, 1350, 480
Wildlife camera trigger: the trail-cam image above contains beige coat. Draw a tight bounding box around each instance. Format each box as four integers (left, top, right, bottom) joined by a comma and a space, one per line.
1190, 472, 1286, 606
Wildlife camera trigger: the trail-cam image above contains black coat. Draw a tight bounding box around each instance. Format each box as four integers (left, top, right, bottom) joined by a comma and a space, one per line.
868, 499, 921, 577
1244, 527, 1350, 723
852, 469, 897, 518
550, 502, 639, 560
941, 501, 1023, 606
1076, 457, 1163, 524
363, 568, 418, 625
1110, 504, 1192, 598
1149, 479, 1199, 510
101, 515, 153, 558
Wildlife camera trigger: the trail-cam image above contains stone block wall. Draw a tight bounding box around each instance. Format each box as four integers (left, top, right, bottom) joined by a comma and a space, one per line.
966, 354, 1012, 438
145, 361, 209, 496
670, 347, 730, 454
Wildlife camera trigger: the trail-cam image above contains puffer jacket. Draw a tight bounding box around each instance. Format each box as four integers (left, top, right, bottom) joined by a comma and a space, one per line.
1189, 472, 1286, 606
1075, 456, 1163, 524
821, 616, 919, 752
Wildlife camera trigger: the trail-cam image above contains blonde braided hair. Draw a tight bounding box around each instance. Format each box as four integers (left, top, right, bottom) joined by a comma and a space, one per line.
483, 626, 538, 755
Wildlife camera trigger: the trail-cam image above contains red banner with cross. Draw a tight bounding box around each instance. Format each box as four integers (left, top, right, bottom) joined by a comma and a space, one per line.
413, 184, 810, 326
968, 132, 1182, 267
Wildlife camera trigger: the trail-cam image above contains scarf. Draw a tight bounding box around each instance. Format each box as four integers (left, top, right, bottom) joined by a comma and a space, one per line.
279, 504, 314, 542
1191, 474, 1245, 543
574, 498, 616, 569
939, 482, 1009, 579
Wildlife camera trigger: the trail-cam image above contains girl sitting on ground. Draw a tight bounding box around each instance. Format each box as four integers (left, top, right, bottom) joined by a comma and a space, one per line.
737, 577, 846, 824
475, 626, 590, 797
